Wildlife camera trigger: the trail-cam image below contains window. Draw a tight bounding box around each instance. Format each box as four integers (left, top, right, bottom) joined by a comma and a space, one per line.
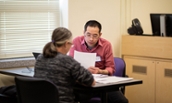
0, 0, 60, 59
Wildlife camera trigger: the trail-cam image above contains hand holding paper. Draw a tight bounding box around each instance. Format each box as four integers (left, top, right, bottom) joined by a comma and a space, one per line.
74, 50, 96, 69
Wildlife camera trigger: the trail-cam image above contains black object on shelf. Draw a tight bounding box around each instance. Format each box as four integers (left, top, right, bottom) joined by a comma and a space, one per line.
128, 18, 144, 35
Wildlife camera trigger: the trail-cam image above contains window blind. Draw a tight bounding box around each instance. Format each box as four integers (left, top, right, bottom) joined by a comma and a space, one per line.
0, 0, 60, 59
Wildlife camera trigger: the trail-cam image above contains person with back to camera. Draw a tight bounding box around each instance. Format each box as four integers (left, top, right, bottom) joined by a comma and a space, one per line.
69, 20, 128, 103
34, 27, 95, 103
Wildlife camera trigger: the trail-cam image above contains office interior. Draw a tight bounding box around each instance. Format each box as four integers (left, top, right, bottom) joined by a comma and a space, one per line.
0, 0, 172, 103
67, 0, 172, 57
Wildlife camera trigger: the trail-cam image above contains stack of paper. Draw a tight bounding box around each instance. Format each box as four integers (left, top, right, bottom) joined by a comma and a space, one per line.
92, 74, 133, 84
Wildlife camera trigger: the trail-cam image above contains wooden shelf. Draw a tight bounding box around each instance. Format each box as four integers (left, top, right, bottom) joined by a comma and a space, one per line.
122, 35, 172, 59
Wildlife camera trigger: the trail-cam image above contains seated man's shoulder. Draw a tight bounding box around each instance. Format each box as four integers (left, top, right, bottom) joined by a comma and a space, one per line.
73, 36, 84, 41
100, 38, 111, 45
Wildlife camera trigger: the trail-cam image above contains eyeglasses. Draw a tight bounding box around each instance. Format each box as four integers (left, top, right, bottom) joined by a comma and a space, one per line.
85, 33, 99, 39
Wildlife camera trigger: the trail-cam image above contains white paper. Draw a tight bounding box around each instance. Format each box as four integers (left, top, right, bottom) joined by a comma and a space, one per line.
93, 74, 133, 84
74, 50, 96, 69
92, 74, 108, 78
0, 67, 34, 77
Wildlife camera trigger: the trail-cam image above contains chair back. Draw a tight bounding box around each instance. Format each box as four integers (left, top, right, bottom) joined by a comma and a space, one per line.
15, 76, 59, 103
113, 57, 126, 94
32, 52, 40, 60
113, 57, 126, 77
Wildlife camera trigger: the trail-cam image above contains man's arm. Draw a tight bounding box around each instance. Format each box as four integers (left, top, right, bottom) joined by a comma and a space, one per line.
68, 36, 80, 57
103, 42, 115, 75
88, 42, 115, 75
88, 66, 109, 75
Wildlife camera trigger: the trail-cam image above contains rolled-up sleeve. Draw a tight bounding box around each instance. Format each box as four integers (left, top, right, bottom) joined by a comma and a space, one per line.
104, 43, 115, 76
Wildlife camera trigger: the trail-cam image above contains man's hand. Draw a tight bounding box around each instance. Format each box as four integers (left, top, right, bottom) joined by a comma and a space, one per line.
88, 66, 109, 75
88, 66, 100, 74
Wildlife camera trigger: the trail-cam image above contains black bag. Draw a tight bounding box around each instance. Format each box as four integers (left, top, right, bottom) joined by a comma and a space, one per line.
0, 85, 18, 103
128, 18, 144, 35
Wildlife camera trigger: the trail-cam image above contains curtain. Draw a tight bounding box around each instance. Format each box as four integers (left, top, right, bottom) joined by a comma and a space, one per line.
0, 0, 60, 59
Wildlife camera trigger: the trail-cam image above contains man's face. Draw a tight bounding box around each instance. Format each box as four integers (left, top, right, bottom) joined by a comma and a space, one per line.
84, 26, 101, 48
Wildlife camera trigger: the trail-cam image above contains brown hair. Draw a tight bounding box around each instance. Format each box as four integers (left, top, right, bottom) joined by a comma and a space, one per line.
43, 27, 72, 58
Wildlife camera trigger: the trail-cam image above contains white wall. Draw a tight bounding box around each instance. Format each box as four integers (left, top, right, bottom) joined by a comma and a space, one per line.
60, 0, 68, 28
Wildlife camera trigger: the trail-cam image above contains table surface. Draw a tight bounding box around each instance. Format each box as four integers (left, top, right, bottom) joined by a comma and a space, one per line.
0, 67, 34, 77
0, 67, 142, 88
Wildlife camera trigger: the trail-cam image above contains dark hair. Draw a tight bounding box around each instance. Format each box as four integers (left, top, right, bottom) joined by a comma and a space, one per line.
43, 27, 72, 58
84, 20, 102, 33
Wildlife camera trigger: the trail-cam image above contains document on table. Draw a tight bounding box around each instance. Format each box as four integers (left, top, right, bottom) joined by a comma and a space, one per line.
0, 67, 34, 77
74, 50, 96, 69
92, 74, 133, 84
